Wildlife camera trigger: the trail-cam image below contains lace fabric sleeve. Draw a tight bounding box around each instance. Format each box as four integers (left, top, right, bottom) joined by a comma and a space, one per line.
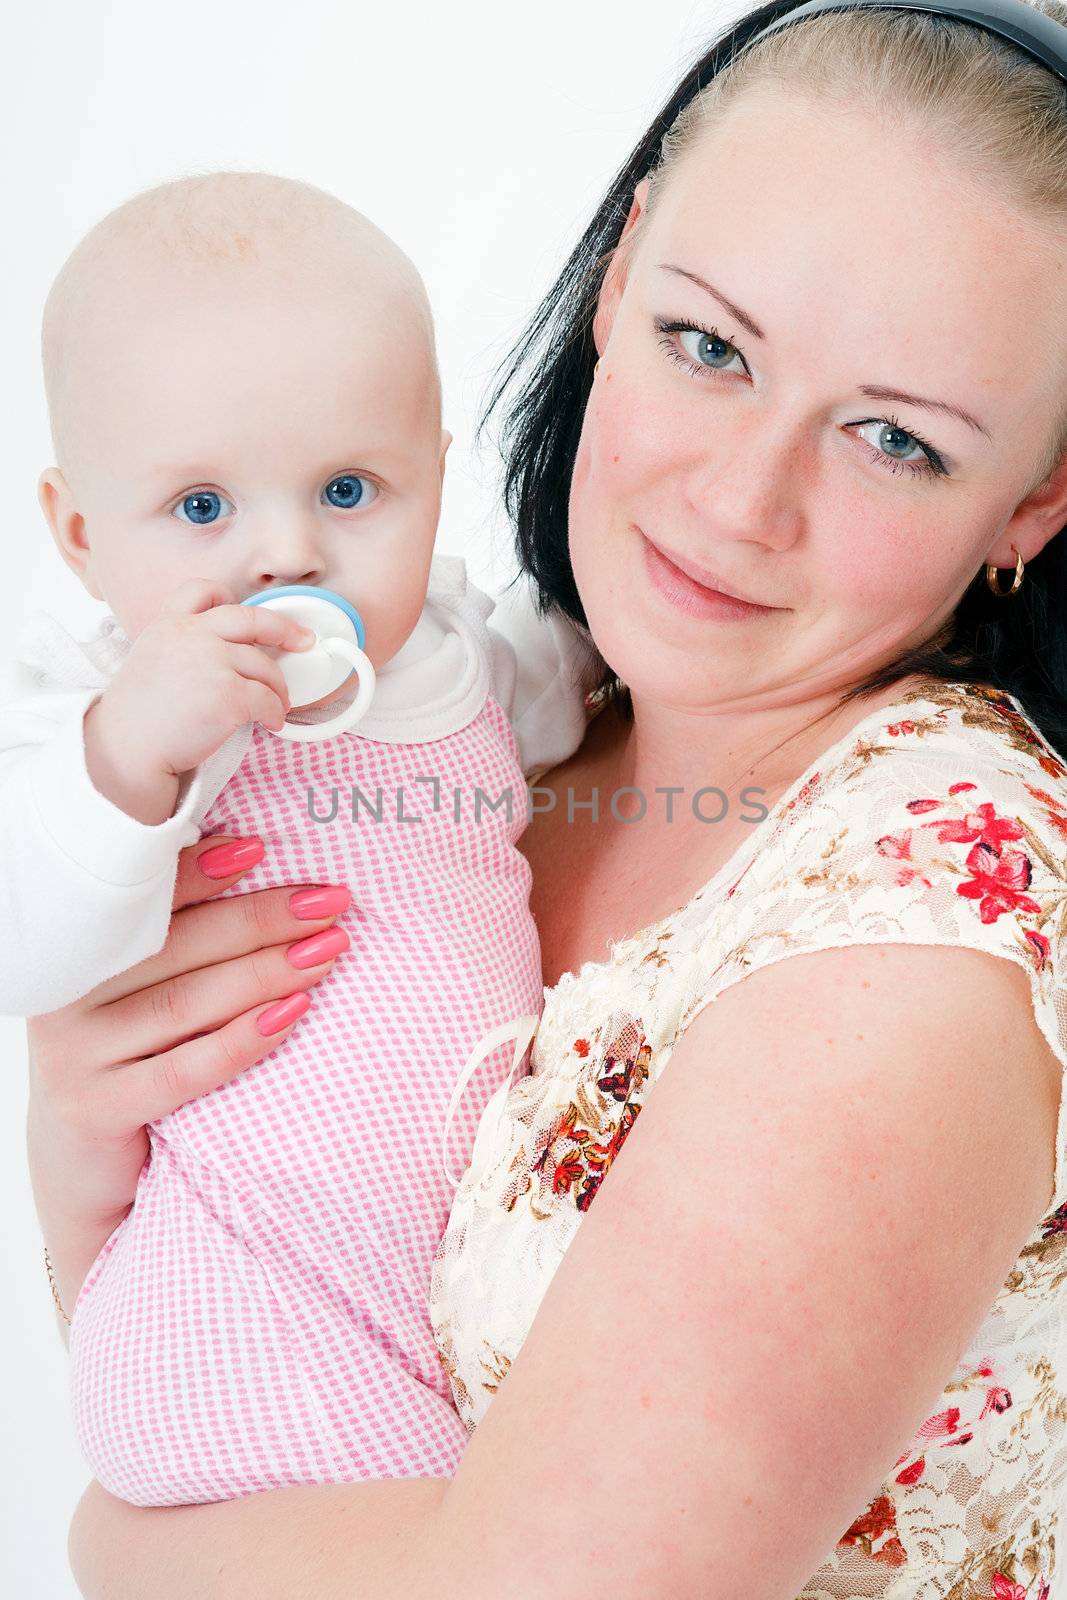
675, 731, 1067, 1202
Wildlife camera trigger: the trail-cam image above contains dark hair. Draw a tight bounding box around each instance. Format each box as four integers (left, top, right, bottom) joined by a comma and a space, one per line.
480, 0, 1067, 754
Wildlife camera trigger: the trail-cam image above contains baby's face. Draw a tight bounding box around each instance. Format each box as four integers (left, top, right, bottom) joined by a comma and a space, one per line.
48, 252, 446, 676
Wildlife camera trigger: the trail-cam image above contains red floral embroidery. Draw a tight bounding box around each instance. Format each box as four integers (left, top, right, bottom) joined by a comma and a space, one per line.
1025, 785, 1067, 843
837, 1493, 908, 1567
551, 1153, 585, 1196
597, 1043, 650, 1102
575, 1104, 642, 1212
956, 842, 1042, 923
1041, 1200, 1067, 1237
887, 720, 916, 736
532, 1031, 650, 1212
915, 1404, 964, 1441
1026, 785, 1067, 814
573, 1038, 590, 1058
880, 783, 1054, 957
921, 799, 1025, 853
970, 686, 1067, 775
888, 1355, 1016, 1493
725, 857, 756, 901
875, 829, 933, 889
783, 771, 823, 815
978, 1383, 1013, 1420
549, 1104, 591, 1148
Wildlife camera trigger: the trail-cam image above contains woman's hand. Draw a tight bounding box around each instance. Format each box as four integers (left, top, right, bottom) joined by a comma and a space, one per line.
26, 832, 351, 1322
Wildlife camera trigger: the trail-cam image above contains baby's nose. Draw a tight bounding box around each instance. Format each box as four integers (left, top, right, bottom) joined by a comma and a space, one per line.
254, 561, 325, 587
247, 513, 328, 590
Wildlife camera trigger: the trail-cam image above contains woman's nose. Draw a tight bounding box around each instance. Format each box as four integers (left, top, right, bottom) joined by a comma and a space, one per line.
682, 413, 807, 551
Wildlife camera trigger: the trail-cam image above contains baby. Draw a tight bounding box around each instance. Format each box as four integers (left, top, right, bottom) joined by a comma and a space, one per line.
2, 172, 597, 1504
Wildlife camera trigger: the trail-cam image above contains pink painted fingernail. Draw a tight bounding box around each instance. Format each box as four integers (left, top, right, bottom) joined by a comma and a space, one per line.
256, 992, 311, 1035
288, 886, 351, 919
285, 925, 350, 968
199, 838, 265, 878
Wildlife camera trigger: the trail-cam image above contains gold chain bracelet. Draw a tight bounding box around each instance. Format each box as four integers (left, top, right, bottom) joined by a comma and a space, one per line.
44, 1246, 71, 1325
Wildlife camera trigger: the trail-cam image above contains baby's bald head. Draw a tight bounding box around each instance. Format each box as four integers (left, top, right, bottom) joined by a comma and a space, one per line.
42, 171, 438, 477
37, 172, 449, 648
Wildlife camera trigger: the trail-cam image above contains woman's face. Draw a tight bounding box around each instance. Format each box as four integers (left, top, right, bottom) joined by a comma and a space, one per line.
572, 86, 1067, 714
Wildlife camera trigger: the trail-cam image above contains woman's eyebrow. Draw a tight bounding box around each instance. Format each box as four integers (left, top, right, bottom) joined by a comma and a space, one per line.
655, 262, 994, 441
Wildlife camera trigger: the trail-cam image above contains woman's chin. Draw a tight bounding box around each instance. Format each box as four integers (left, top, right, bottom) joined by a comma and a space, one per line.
578, 585, 767, 713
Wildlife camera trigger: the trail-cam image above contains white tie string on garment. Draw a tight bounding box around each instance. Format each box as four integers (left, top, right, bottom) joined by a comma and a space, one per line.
440, 1013, 541, 1187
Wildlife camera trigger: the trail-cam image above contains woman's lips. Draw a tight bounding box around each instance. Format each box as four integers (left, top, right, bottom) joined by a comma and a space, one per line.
639, 529, 780, 620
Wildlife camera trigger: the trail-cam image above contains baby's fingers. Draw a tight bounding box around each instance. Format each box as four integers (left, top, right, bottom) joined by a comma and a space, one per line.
225, 640, 294, 710
159, 577, 240, 616
200, 602, 315, 655
238, 676, 291, 734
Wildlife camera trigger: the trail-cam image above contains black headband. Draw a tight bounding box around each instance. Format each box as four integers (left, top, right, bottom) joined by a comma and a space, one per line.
740, 0, 1067, 83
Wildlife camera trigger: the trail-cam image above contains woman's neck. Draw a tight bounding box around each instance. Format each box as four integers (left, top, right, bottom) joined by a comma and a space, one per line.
605, 672, 931, 808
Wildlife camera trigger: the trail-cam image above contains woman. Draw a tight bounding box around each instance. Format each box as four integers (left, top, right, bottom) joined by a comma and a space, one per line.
32, 0, 1067, 1592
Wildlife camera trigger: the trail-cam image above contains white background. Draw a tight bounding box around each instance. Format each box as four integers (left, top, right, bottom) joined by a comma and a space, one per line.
0, 1, 739, 1593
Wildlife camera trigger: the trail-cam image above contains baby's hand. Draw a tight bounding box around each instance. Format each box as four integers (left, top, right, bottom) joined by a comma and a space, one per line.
84, 579, 315, 824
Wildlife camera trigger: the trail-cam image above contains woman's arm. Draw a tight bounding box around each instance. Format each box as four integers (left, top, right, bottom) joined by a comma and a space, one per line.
70, 939, 1060, 1599
27, 832, 351, 1321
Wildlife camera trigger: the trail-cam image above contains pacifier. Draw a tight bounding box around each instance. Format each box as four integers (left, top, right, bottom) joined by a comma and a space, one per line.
242, 585, 376, 742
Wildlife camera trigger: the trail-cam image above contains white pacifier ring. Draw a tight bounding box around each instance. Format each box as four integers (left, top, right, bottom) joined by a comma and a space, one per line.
242, 585, 377, 742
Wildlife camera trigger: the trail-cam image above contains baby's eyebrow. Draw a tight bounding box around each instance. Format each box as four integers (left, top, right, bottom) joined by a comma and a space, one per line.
148, 463, 221, 485
145, 444, 411, 490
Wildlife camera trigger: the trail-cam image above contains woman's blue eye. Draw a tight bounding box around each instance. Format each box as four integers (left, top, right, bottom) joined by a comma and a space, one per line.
323, 474, 378, 510
656, 315, 947, 481
854, 418, 934, 473
677, 327, 745, 373
173, 490, 235, 526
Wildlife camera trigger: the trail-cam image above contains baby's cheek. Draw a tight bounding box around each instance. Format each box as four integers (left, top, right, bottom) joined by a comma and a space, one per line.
361, 555, 434, 669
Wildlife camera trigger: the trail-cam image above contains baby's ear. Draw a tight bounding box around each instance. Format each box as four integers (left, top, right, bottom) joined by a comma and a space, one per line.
37, 468, 103, 601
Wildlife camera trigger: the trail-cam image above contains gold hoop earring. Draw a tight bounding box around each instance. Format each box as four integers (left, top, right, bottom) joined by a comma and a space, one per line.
985, 544, 1025, 598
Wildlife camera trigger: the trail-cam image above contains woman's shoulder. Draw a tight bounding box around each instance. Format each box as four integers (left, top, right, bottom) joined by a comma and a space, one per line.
670, 678, 1067, 1041
882, 676, 1067, 788
742, 677, 1067, 883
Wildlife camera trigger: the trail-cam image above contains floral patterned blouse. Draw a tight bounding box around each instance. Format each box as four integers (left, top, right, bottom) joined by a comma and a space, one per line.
429, 680, 1067, 1599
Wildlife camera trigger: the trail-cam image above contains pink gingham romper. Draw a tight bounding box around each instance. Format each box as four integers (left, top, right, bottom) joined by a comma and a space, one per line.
68, 684, 544, 1505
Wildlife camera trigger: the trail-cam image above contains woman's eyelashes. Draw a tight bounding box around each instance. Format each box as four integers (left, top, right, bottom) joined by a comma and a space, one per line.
169, 473, 380, 526
652, 315, 949, 481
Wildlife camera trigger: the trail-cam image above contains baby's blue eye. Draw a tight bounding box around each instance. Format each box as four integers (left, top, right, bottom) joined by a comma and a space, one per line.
323, 474, 378, 510
173, 490, 235, 526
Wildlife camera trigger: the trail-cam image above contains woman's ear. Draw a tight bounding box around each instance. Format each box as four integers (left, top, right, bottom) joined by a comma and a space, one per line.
439, 428, 452, 482
592, 176, 651, 359
38, 468, 103, 600
992, 448, 1067, 570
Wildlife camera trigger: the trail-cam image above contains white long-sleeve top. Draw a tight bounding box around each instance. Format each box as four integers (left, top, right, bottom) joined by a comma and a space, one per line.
0, 554, 600, 1017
